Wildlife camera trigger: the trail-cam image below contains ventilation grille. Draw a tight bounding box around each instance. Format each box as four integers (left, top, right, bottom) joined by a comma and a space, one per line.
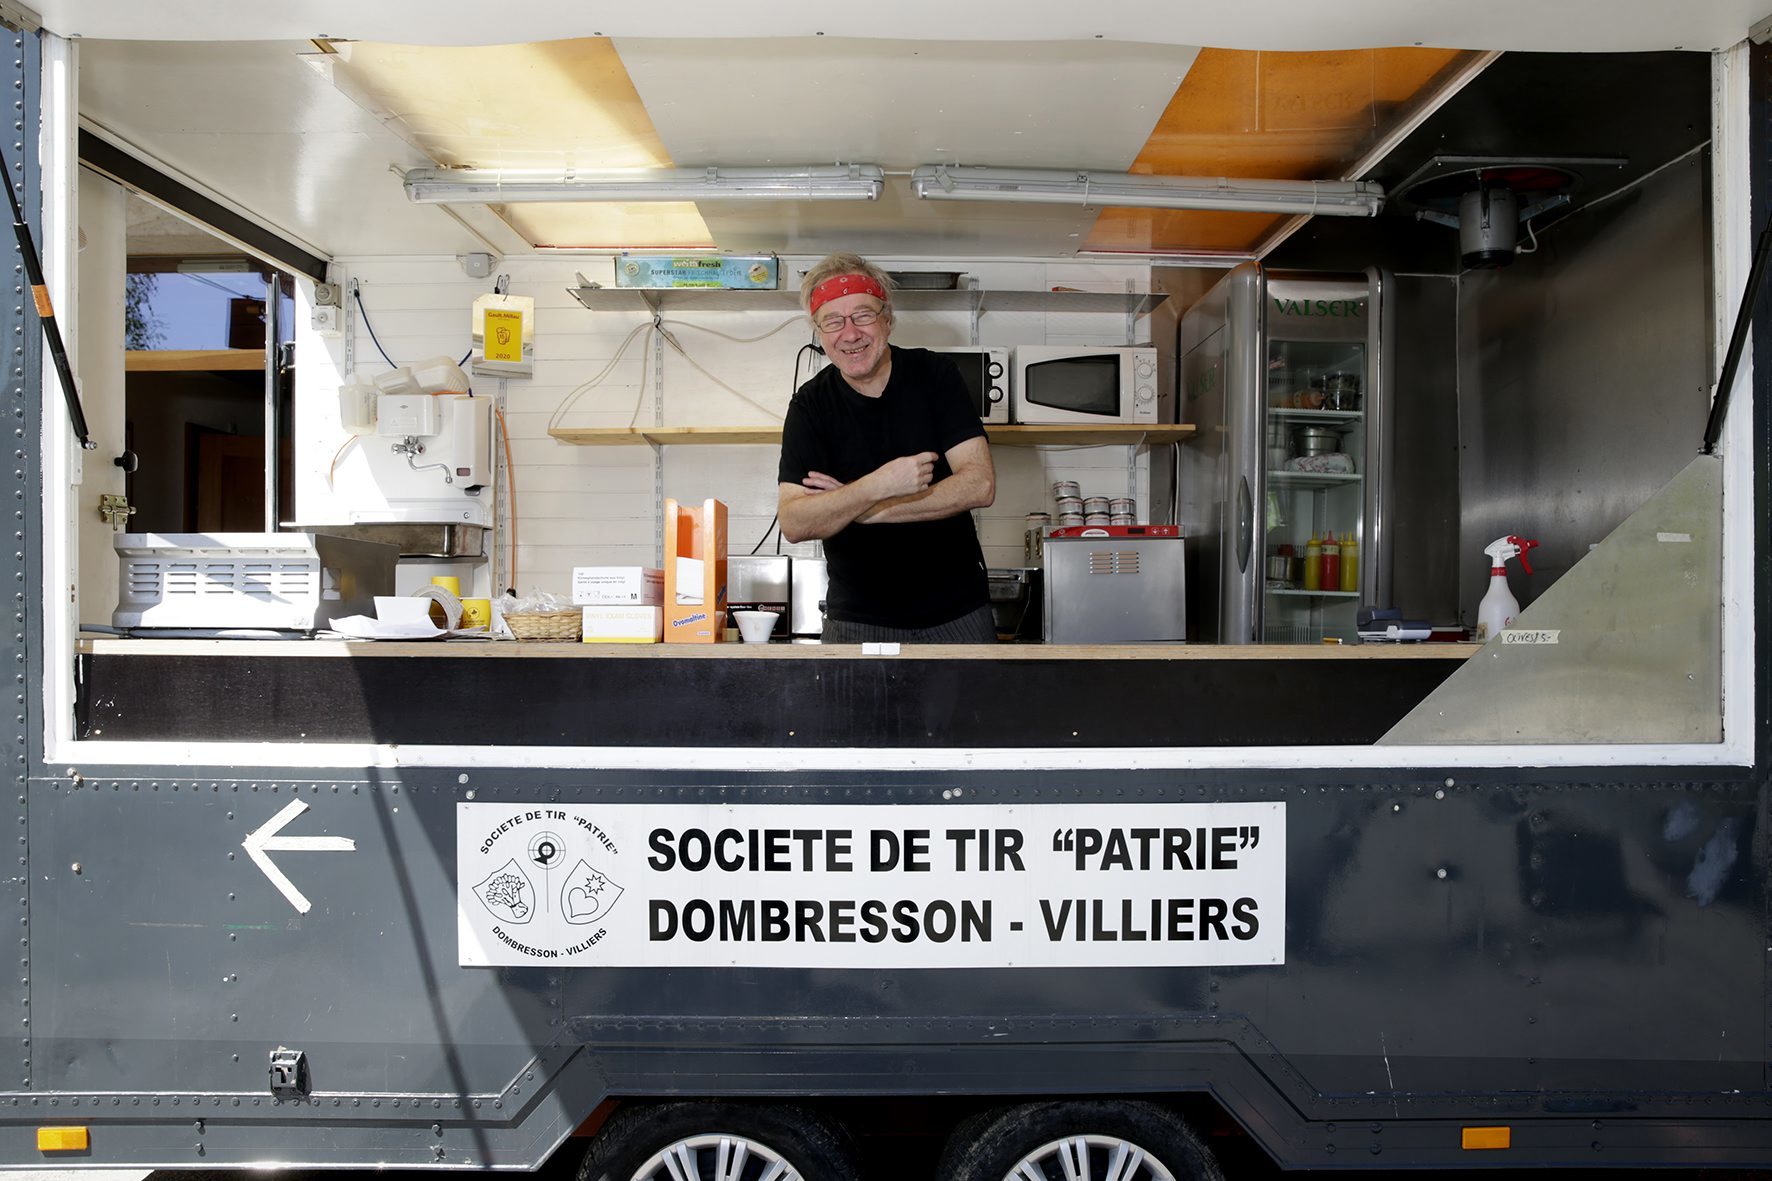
124, 559, 317, 603
1086, 550, 1141, 576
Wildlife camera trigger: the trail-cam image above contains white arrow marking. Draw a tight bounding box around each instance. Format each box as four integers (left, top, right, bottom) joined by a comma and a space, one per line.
242, 800, 356, 914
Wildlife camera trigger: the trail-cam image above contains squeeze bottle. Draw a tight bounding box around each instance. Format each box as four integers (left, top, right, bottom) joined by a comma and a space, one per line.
1303, 532, 1322, 590
1320, 532, 1341, 592
1340, 531, 1360, 592
1475, 534, 1540, 641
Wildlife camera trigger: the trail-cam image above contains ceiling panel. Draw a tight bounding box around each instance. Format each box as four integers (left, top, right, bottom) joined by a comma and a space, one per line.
79, 40, 483, 259
30, 0, 1772, 54
330, 39, 712, 252
1086, 46, 1471, 253
615, 38, 1196, 169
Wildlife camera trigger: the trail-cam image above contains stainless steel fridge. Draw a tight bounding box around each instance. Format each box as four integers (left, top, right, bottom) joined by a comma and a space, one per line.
1178, 263, 1393, 644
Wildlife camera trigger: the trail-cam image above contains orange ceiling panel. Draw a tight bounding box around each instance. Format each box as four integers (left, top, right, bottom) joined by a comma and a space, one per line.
1086, 46, 1471, 254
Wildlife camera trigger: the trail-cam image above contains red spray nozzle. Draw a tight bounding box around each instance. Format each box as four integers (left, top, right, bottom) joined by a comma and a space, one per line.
1508, 536, 1540, 575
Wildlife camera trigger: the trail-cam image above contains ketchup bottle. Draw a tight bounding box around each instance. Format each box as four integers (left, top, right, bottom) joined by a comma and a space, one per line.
1320, 531, 1341, 592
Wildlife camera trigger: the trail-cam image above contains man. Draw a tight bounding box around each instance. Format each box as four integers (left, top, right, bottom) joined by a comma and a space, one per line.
777, 253, 997, 643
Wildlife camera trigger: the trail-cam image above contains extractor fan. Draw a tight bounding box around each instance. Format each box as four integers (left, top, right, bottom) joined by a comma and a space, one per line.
1392, 156, 1627, 269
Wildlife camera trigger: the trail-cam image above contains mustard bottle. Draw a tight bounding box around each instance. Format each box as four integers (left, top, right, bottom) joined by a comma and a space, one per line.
1303, 532, 1322, 590
1340, 531, 1360, 593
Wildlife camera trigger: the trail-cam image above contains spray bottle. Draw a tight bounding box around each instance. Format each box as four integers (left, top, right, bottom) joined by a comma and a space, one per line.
1475, 534, 1540, 641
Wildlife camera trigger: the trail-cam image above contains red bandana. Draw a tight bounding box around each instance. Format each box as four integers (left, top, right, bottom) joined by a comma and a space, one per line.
808, 273, 887, 317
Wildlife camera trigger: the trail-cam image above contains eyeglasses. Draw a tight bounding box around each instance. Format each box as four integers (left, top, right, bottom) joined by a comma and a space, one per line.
812, 307, 886, 334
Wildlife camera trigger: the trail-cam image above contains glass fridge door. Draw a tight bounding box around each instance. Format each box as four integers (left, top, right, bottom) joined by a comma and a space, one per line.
1261, 336, 1367, 642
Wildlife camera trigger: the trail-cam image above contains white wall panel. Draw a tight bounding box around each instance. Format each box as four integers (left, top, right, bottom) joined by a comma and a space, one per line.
293, 254, 1163, 602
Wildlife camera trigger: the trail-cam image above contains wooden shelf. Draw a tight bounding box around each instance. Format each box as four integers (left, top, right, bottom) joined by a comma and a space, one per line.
567, 285, 1165, 317
126, 348, 264, 372
549, 423, 1195, 447
550, 426, 785, 446
988, 424, 1193, 445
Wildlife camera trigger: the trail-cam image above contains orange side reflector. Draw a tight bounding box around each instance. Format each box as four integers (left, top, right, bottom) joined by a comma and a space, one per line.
37, 1126, 89, 1152
1461, 1126, 1511, 1150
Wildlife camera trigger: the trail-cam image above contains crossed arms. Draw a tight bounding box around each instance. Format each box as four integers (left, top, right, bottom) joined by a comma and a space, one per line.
777, 436, 995, 544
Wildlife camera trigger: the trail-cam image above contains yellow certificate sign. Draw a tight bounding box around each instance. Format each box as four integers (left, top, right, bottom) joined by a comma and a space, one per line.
483, 308, 524, 363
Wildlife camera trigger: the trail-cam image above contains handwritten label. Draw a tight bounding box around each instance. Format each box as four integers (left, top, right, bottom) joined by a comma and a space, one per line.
1501, 629, 1559, 645
1656, 532, 1692, 543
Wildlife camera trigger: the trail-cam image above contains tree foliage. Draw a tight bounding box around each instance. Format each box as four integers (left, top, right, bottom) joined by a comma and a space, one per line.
123, 272, 164, 351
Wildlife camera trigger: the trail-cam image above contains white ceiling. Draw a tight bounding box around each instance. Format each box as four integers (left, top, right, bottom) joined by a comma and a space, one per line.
621, 37, 1198, 258
31, 0, 1772, 53
72, 6, 1752, 266
78, 36, 1222, 260
79, 39, 488, 260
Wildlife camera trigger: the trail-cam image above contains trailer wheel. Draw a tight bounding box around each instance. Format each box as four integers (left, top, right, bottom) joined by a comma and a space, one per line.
936, 1100, 1221, 1181
577, 1100, 858, 1181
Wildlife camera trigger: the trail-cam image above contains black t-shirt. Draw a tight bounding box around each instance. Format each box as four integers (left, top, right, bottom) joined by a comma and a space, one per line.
778, 346, 989, 628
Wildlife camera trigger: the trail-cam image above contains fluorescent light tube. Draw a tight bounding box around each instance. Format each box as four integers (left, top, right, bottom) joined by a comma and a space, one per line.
910, 165, 1384, 217
405, 165, 885, 204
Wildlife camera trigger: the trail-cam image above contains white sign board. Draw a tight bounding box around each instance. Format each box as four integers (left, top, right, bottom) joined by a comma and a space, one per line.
457, 802, 1285, 969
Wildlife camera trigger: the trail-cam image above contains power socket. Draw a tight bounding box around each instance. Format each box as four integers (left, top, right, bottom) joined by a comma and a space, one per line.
311, 304, 343, 336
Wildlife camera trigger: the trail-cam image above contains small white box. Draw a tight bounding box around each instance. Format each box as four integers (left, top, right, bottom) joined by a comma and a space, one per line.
581, 605, 663, 643
571, 566, 664, 606
376, 393, 441, 437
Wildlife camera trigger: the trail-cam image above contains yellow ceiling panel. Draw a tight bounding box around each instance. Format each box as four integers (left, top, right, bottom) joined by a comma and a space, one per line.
334, 38, 711, 247
1086, 46, 1471, 254
500, 203, 714, 251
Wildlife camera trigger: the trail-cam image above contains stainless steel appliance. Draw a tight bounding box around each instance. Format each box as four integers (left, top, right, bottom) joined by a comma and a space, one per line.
1179, 263, 1392, 643
789, 557, 828, 637
986, 567, 1041, 641
112, 532, 397, 634
1042, 526, 1184, 644
727, 556, 791, 615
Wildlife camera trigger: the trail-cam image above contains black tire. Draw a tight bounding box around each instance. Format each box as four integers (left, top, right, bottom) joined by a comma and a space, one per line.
936, 1100, 1222, 1181
578, 1100, 859, 1181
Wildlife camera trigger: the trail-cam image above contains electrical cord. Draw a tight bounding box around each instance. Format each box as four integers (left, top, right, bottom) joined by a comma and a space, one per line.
353, 284, 474, 371
662, 314, 804, 346
748, 515, 779, 555
547, 320, 655, 432
494, 402, 518, 593
755, 341, 831, 556
326, 434, 360, 489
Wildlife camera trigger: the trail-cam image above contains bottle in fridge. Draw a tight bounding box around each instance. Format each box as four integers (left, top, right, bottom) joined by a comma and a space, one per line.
1177, 262, 1393, 644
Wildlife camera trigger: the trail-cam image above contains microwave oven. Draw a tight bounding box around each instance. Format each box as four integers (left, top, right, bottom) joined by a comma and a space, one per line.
1011, 345, 1159, 425
928, 346, 1010, 424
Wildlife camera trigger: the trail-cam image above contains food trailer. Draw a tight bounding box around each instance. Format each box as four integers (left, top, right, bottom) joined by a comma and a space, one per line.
3, 3, 1770, 1178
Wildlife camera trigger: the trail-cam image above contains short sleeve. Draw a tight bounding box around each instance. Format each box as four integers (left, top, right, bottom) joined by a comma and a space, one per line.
777, 387, 820, 486
927, 353, 987, 454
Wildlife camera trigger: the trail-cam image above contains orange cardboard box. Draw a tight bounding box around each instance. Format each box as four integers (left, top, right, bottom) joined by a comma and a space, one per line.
662, 497, 727, 642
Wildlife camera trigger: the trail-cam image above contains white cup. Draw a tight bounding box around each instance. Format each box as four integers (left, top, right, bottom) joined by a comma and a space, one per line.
733, 610, 780, 643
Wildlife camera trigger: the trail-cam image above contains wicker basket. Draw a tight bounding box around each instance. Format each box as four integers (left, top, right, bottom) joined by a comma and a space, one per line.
504, 609, 582, 642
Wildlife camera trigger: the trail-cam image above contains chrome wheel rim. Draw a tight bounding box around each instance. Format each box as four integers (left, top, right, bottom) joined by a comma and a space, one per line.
1007, 1134, 1179, 1181
630, 1132, 801, 1181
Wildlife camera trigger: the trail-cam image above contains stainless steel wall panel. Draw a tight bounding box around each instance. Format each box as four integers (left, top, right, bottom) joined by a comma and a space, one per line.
1387, 274, 1462, 623
1383, 455, 1720, 744
1456, 153, 1711, 622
